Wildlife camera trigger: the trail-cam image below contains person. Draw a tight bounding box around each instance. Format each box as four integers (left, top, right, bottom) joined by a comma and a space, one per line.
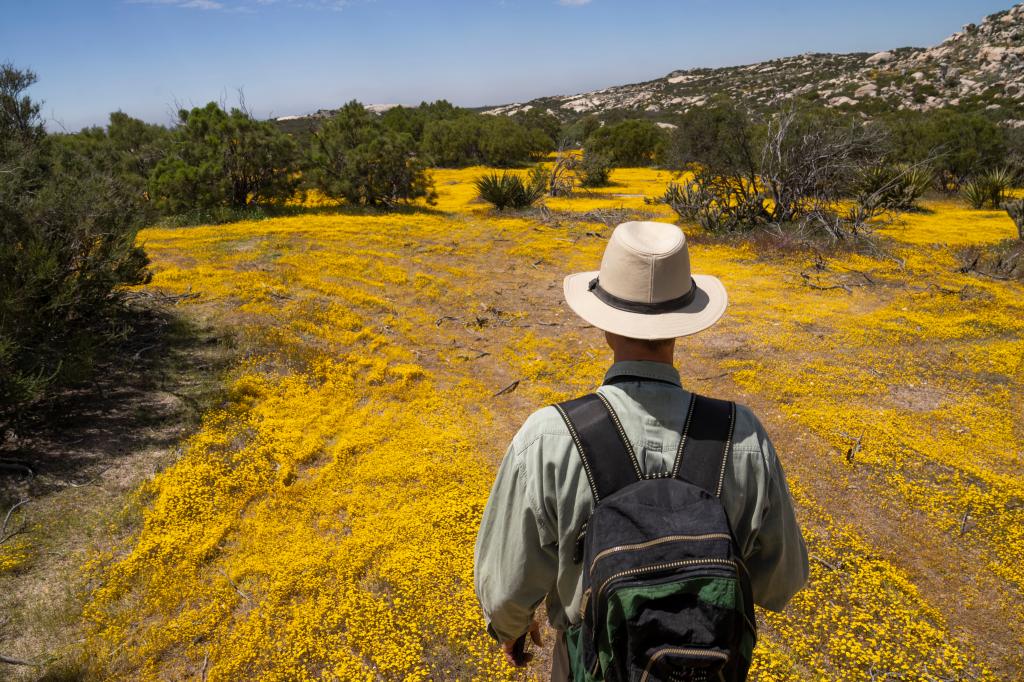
473, 221, 808, 680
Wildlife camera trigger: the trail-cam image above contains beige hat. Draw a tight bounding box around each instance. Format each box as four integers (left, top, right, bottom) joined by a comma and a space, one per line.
563, 221, 727, 340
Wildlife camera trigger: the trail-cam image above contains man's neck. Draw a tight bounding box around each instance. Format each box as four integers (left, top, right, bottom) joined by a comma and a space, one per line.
612, 351, 675, 365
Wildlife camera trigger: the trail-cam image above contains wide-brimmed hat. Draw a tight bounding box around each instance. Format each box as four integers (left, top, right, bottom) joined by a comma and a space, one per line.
563, 221, 727, 340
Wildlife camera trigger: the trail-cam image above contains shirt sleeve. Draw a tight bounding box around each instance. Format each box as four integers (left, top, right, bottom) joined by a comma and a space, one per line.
474, 437, 559, 643
745, 430, 810, 611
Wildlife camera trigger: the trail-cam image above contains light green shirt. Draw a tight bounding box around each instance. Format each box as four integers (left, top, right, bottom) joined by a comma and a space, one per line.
474, 360, 809, 643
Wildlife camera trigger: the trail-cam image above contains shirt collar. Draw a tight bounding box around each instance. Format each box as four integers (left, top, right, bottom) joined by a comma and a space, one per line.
602, 360, 682, 387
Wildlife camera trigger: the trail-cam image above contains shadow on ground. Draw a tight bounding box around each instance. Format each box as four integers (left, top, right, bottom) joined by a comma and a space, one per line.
0, 296, 235, 678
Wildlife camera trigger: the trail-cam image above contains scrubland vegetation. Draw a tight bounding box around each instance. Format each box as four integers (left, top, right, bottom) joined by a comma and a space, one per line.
3, 61, 1024, 681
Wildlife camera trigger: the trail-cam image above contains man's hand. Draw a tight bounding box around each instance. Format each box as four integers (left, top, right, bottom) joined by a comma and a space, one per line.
501, 619, 543, 667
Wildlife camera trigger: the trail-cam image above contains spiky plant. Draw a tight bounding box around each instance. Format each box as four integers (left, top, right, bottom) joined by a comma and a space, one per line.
979, 167, 1015, 207
961, 180, 990, 210
474, 169, 545, 210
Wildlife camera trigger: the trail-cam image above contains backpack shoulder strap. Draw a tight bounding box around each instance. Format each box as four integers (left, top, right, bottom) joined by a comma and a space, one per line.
670, 393, 736, 498
553, 393, 642, 504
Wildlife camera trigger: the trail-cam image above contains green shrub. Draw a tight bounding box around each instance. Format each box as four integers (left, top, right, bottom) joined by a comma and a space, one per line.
308, 101, 435, 207
961, 180, 990, 209
420, 113, 553, 168
150, 102, 299, 213
586, 119, 664, 167
474, 169, 545, 210
961, 167, 1014, 209
1, 64, 151, 417
879, 109, 1006, 190
579, 151, 612, 187
855, 163, 932, 212
663, 173, 769, 233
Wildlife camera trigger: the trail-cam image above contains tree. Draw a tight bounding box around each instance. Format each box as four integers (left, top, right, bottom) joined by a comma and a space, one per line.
421, 116, 483, 167
1, 64, 150, 416
658, 100, 761, 176
512, 108, 562, 147
879, 109, 1005, 190
308, 101, 435, 206
51, 111, 170, 221
585, 119, 664, 167
562, 115, 601, 147
150, 102, 299, 213
479, 115, 544, 166
381, 100, 462, 142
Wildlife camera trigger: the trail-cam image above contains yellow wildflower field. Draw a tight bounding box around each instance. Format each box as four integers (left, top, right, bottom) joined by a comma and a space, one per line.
69, 168, 1023, 680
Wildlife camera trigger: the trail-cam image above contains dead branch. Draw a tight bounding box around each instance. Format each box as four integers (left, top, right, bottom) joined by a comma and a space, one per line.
695, 372, 734, 381
66, 466, 111, 489
845, 434, 863, 464
216, 568, 253, 604
810, 553, 840, 571
0, 499, 29, 544
493, 380, 520, 397
0, 653, 33, 666
0, 458, 34, 477
959, 504, 972, 535
800, 272, 853, 294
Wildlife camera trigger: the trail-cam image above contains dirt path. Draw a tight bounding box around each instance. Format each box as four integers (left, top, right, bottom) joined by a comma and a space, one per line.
0, 307, 234, 678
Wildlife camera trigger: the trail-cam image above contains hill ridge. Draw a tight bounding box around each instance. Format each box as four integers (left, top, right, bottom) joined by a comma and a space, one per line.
483, 3, 1024, 123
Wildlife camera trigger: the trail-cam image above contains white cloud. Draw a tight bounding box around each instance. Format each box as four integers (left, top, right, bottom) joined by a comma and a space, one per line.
558, 0, 593, 5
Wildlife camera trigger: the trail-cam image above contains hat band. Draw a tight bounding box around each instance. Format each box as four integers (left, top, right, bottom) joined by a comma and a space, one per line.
588, 277, 697, 314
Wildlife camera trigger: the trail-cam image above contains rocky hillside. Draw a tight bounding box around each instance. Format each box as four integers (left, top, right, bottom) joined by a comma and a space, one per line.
485, 3, 1024, 124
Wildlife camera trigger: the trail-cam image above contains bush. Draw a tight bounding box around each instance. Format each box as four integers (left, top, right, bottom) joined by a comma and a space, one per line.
308, 101, 435, 207
420, 113, 552, 168
962, 168, 1014, 209
579, 151, 612, 187
662, 106, 887, 241
658, 101, 760, 174
52, 111, 171, 222
879, 109, 1006, 190
662, 172, 770, 233
855, 163, 932, 212
474, 169, 545, 210
1, 64, 151, 417
585, 119, 664, 167
150, 102, 299, 213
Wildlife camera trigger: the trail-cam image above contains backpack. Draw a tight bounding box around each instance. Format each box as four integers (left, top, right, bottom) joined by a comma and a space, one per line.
553, 390, 756, 682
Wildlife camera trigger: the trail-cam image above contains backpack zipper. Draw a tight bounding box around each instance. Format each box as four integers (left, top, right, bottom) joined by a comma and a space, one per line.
589, 533, 732, 573
639, 647, 730, 682
595, 558, 737, 605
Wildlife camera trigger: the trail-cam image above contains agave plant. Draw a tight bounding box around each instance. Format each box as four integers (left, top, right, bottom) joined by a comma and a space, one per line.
474, 169, 546, 210
963, 167, 1016, 209
961, 180, 990, 210
855, 163, 932, 212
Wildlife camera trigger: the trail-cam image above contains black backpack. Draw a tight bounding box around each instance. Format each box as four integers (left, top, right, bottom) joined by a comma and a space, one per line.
554, 390, 756, 682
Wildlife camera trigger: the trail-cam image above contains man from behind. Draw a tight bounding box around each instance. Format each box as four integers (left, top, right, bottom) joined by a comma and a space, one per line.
474, 221, 808, 681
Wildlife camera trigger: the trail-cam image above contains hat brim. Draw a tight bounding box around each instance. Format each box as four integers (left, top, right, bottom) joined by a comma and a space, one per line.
563, 271, 727, 340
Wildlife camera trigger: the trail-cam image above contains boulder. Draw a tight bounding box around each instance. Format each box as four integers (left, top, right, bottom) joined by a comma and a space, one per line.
828, 96, 859, 107
981, 46, 1008, 63
854, 83, 878, 98
866, 51, 894, 65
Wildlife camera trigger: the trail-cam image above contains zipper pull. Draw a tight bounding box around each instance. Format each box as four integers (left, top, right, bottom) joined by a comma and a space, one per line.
572, 521, 588, 564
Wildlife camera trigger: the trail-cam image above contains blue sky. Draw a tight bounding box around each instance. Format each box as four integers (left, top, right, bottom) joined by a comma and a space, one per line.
1, 0, 1014, 131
